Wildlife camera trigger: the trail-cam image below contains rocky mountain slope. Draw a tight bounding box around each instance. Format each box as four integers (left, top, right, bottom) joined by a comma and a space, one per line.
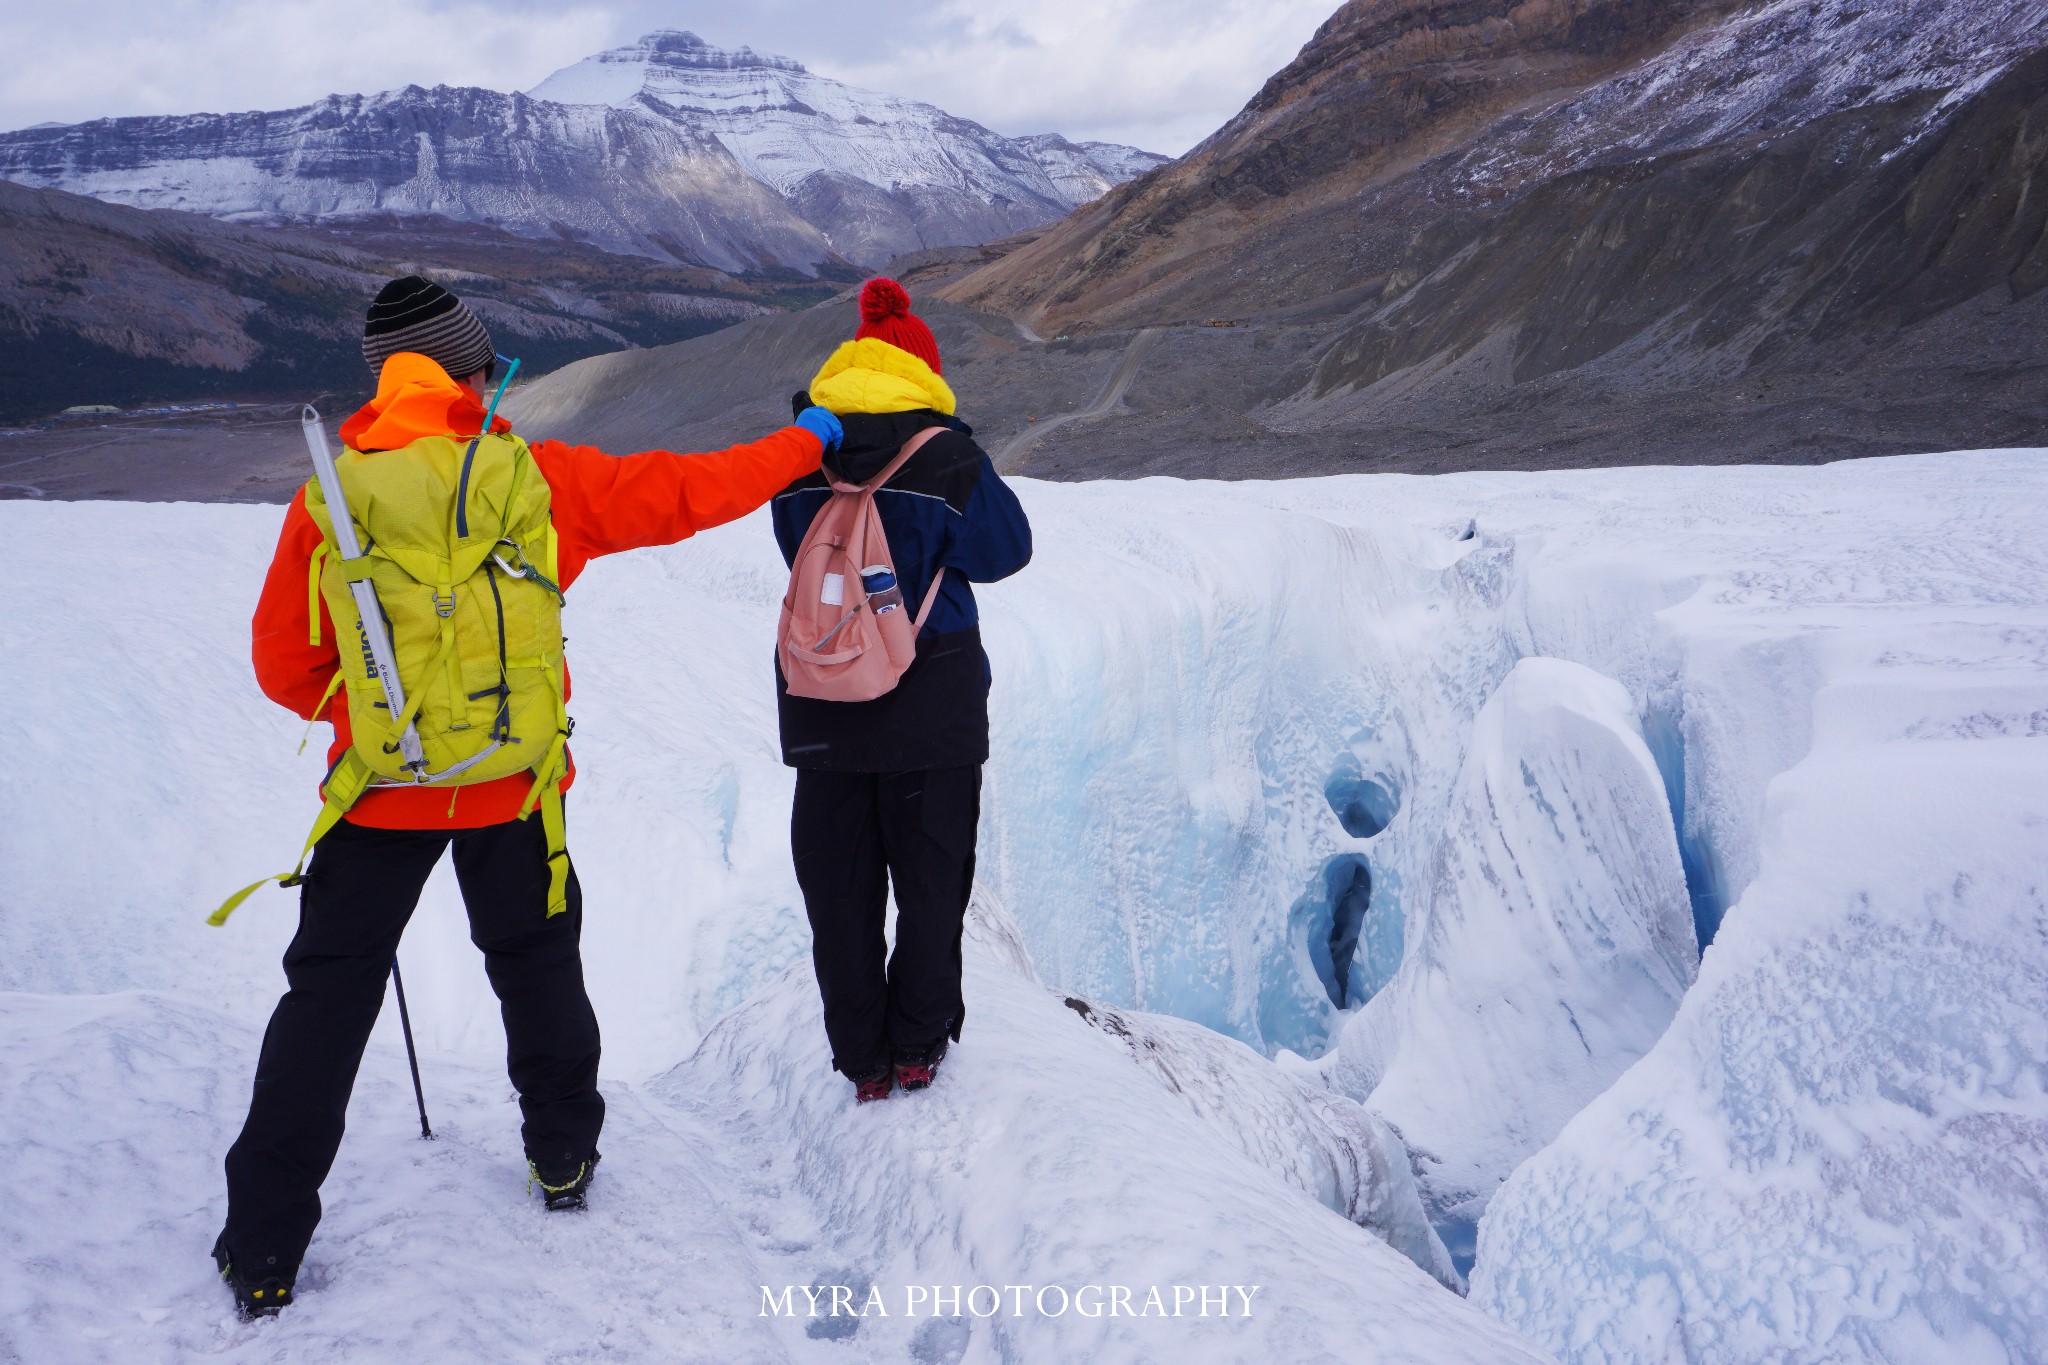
1013, 135, 1170, 206
945, 0, 1753, 327
0, 180, 831, 422
0, 31, 1164, 274
910, 0, 2048, 476
503, 295, 1114, 463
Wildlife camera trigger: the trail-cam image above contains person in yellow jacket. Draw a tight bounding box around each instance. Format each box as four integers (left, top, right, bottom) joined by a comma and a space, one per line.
771, 279, 1032, 1103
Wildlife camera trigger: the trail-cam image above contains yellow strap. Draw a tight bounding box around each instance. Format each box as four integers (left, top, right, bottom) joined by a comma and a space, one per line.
518, 662, 570, 810
439, 572, 472, 729
307, 543, 331, 647
516, 664, 572, 916
337, 557, 378, 583
527, 1157, 588, 1195
539, 777, 569, 917
514, 744, 569, 916
211, 874, 291, 927
296, 671, 346, 755
209, 753, 375, 925
519, 731, 569, 817
385, 629, 458, 741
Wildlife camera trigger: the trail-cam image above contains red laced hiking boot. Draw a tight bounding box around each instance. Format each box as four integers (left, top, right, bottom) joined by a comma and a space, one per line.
851, 1066, 895, 1103
893, 1039, 949, 1092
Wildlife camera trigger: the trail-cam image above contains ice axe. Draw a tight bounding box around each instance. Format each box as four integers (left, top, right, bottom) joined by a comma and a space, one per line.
202, 413, 440, 924
302, 405, 426, 774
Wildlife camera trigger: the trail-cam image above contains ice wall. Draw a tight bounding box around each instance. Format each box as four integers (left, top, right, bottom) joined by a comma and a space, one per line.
1468, 512, 2048, 1361
1329, 659, 1696, 1242
975, 485, 1522, 1056
1054, 987, 1459, 1289
1474, 743, 2048, 1361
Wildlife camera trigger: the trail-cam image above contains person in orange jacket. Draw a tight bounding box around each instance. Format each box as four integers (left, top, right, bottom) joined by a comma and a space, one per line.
214, 276, 840, 1319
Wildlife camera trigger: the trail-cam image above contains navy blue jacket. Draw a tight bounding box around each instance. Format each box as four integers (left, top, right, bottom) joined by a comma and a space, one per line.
771, 407, 1031, 771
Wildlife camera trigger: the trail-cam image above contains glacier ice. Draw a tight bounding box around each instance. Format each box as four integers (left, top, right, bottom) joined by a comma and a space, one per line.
0, 899, 1534, 1362
1473, 743, 2048, 1362
643, 887, 1530, 1362
1325, 659, 1696, 1246
2, 450, 2045, 1358
976, 882, 1454, 1292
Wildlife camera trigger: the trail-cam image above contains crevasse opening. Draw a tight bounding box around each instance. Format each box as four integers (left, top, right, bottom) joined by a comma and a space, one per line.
1318, 853, 1403, 1009
1639, 701, 1728, 949
1325, 772, 1399, 840
1260, 760, 1409, 1054
1322, 855, 1371, 1007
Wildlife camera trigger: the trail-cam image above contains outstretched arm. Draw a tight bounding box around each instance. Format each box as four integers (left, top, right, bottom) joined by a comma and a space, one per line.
534, 425, 826, 566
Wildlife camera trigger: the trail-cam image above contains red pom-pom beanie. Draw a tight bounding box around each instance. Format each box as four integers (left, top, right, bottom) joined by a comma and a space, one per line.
854, 277, 942, 376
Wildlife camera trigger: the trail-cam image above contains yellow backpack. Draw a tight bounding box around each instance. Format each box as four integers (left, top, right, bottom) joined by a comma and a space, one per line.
213, 431, 573, 923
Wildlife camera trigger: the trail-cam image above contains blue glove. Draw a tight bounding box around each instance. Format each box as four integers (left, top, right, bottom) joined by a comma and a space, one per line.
795, 405, 843, 451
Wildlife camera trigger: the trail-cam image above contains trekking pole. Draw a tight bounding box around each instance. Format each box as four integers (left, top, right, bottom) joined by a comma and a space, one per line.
389, 958, 433, 1140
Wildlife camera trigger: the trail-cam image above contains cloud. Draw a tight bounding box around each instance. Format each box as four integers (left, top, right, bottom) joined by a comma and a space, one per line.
0, 0, 615, 128
0, 0, 1337, 155
795, 0, 1338, 151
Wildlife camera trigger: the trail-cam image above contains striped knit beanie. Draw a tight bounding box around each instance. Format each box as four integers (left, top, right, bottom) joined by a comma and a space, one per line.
361, 276, 496, 381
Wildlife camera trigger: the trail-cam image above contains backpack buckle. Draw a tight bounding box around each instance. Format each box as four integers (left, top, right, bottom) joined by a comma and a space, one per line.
433, 591, 455, 617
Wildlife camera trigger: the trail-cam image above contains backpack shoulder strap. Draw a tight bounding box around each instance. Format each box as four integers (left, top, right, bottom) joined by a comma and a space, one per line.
912, 568, 947, 632
828, 425, 951, 495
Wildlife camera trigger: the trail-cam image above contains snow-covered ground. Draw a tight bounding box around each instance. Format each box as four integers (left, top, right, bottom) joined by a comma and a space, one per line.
2, 450, 2044, 1362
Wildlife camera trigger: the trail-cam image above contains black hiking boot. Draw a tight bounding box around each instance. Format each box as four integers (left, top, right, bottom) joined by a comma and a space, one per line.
893, 1038, 949, 1092
850, 1064, 895, 1104
528, 1150, 601, 1211
212, 1232, 295, 1321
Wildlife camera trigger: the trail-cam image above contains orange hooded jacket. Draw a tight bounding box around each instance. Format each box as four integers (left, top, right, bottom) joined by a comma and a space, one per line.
252, 353, 823, 830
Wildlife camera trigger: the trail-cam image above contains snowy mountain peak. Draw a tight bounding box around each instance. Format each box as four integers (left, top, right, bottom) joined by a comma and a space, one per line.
529, 30, 809, 108
0, 32, 1167, 272
638, 29, 806, 74
1017, 134, 1171, 203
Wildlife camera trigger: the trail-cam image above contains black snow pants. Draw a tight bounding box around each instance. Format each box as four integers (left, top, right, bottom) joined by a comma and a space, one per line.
791, 766, 981, 1077
220, 810, 604, 1272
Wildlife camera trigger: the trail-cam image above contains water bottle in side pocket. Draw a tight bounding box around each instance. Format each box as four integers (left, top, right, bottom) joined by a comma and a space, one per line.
862, 565, 905, 615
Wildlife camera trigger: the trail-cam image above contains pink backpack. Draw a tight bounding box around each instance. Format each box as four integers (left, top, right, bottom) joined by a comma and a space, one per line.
778, 427, 950, 702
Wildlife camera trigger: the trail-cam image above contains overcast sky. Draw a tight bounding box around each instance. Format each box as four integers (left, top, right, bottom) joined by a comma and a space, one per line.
0, 0, 1337, 155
